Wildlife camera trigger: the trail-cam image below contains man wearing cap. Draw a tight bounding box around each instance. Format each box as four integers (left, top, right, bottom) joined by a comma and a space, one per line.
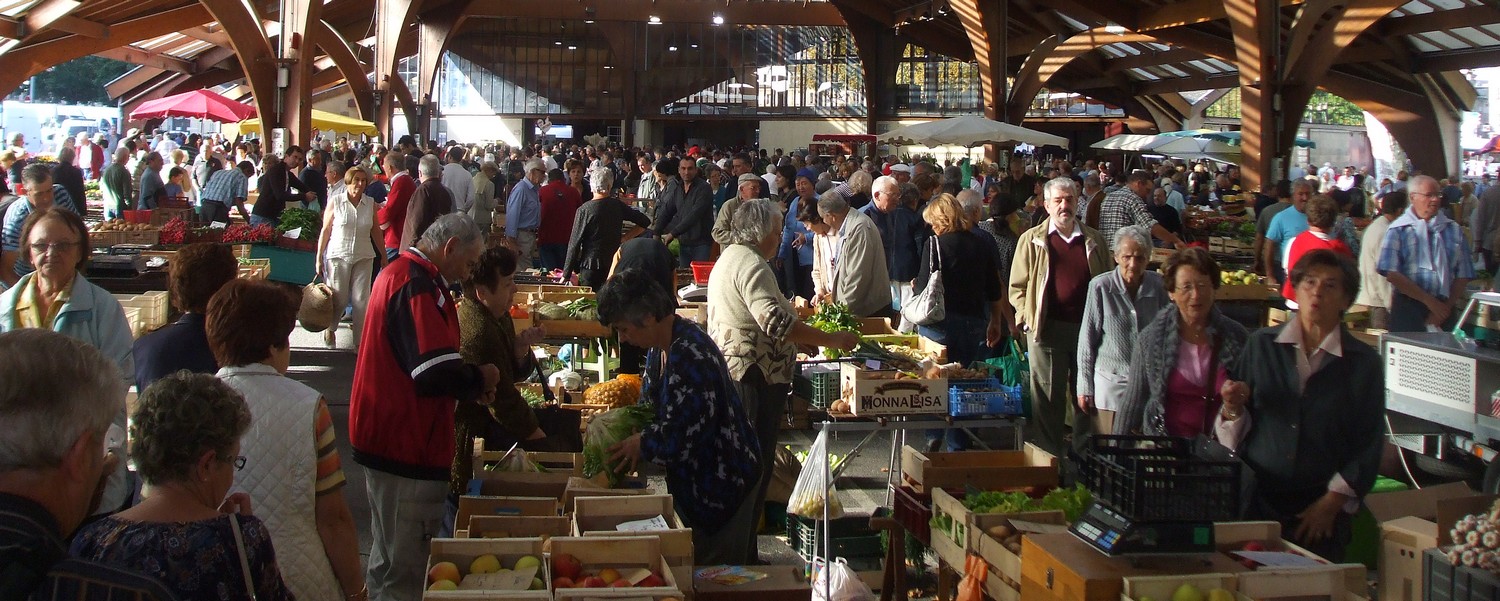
713, 173, 769, 247
890, 164, 912, 185
654, 157, 715, 267
730, 152, 769, 198
505, 158, 546, 268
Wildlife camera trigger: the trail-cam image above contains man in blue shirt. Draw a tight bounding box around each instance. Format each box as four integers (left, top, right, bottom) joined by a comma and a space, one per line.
1263, 179, 1313, 284
778, 174, 818, 299
136, 152, 166, 209
862, 175, 925, 322
1378, 175, 1476, 332
199, 161, 252, 223
506, 159, 545, 269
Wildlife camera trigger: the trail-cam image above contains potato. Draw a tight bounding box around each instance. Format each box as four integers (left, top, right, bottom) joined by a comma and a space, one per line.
987, 524, 1015, 540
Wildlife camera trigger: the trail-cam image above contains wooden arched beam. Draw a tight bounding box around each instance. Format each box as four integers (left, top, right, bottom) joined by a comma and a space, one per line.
1323, 71, 1460, 177
0, 4, 211, 102
1007, 28, 1168, 123
312, 19, 373, 120
373, 0, 419, 139
197, 0, 277, 139
950, 0, 1006, 122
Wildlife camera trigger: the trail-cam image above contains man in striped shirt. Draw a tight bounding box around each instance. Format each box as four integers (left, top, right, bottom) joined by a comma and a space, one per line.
0, 329, 175, 600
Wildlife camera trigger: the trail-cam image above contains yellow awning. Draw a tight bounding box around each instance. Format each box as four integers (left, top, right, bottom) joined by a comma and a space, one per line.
224, 109, 379, 138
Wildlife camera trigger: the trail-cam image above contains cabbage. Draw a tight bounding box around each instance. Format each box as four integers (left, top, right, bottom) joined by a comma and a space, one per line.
581, 404, 655, 487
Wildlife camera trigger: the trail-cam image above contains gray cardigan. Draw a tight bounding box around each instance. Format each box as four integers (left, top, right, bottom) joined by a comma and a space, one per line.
1076, 269, 1168, 400
1113, 304, 1249, 436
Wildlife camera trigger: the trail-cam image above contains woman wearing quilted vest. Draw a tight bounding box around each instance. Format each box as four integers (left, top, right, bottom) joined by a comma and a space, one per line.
206, 278, 367, 601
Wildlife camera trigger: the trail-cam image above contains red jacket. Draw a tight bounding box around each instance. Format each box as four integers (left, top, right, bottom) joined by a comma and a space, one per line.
1281, 230, 1352, 302
538, 180, 582, 245
349, 249, 485, 480
379, 172, 416, 250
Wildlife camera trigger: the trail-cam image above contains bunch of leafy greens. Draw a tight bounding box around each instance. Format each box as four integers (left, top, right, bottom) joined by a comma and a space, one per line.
581, 404, 655, 486
961, 484, 1094, 522
520, 388, 547, 407
276, 208, 321, 239
806, 303, 861, 359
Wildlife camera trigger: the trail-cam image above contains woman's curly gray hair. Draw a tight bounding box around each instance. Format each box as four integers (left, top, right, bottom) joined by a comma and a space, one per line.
588, 165, 615, 194
130, 371, 251, 485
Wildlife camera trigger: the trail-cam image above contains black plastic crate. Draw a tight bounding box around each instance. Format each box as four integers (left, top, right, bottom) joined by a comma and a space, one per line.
1427, 547, 1500, 601
1075, 435, 1240, 522
787, 514, 884, 561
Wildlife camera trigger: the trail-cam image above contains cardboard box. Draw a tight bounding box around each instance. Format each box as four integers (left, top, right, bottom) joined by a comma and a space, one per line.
1018, 532, 1249, 601
423, 537, 550, 600
839, 362, 948, 416
454, 496, 559, 536
465, 515, 571, 540
548, 536, 682, 599
573, 495, 693, 567
694, 565, 808, 601
901, 444, 1058, 494
1365, 482, 1476, 601
1121, 573, 1237, 601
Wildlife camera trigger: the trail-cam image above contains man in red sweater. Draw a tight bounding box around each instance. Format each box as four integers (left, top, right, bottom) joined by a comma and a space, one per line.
378, 151, 416, 261
1282, 194, 1353, 306
349, 213, 500, 601
538, 168, 582, 270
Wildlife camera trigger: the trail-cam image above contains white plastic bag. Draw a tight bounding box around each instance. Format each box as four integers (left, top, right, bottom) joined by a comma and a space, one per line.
812, 558, 875, 601
787, 429, 844, 519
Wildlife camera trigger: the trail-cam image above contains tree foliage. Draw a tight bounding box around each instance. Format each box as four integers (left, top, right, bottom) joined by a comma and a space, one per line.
1205, 88, 1364, 126
13, 56, 132, 104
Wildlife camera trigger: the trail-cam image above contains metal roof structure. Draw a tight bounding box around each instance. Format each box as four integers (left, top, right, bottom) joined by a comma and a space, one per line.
0, 0, 1491, 186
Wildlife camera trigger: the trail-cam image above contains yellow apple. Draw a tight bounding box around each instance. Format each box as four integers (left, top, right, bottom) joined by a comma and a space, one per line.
513, 555, 542, 571
470, 554, 501, 575
429, 579, 458, 591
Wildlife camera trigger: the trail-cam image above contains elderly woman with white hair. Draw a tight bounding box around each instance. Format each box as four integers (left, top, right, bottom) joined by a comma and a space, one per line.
563, 165, 652, 290
707, 198, 859, 561
1076, 225, 1168, 436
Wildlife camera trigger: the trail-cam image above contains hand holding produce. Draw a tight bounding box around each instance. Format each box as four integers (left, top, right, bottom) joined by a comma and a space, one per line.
581, 404, 654, 486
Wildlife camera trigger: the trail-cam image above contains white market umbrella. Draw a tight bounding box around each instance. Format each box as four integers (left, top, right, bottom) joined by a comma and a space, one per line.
878, 115, 1068, 149
1091, 134, 1164, 152
1149, 136, 1241, 162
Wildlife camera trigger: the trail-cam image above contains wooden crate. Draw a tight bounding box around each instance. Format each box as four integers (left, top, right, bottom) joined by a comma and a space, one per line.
547, 536, 682, 599
1018, 533, 1249, 601
454, 496, 560, 537
1122, 573, 1237, 601
840, 363, 948, 416
901, 444, 1058, 494
150, 207, 193, 226
1214, 521, 1333, 566
423, 537, 550, 600
465, 515, 571, 540
1234, 565, 1369, 600
91, 228, 159, 247
974, 511, 1070, 596
472, 447, 582, 478
562, 477, 651, 514
1217, 283, 1278, 301
237, 258, 271, 280
573, 495, 693, 567
539, 318, 612, 339
930, 487, 1064, 568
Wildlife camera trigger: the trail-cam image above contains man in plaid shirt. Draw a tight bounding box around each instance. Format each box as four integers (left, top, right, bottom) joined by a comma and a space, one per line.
1098, 170, 1186, 251
1377, 174, 1475, 332
199, 161, 253, 224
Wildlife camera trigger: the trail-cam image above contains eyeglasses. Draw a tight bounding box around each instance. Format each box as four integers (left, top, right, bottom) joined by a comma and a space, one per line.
223, 455, 246, 471
28, 241, 79, 255
1174, 281, 1215, 294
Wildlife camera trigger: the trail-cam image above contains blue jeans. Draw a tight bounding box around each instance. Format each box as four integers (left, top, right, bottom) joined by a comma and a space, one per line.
920, 313, 992, 451
249, 215, 278, 228
677, 243, 711, 267
538, 244, 568, 271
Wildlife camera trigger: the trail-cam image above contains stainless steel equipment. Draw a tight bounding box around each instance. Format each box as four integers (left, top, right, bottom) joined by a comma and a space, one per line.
1385, 292, 1500, 489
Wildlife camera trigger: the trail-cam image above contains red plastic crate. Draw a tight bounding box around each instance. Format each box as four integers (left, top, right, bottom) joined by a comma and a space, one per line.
893, 485, 933, 545
690, 261, 715, 286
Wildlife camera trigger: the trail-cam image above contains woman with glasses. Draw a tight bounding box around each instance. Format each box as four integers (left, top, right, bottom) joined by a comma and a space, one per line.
1114, 247, 1248, 440
0, 207, 136, 515
208, 278, 367, 601
70, 371, 296, 601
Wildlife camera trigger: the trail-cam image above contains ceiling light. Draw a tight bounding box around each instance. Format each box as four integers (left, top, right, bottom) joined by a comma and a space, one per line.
568, 45, 577, 50
603, 65, 614, 69
554, 40, 562, 45
668, 45, 678, 51
584, 7, 595, 23
690, 43, 699, 48
712, 14, 724, 25
585, 19, 594, 24
648, 15, 661, 24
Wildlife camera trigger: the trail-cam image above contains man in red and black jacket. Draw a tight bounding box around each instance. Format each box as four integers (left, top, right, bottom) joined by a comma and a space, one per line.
349, 213, 499, 601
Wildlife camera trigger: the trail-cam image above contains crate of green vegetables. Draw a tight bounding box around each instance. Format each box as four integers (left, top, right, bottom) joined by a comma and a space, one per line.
930, 485, 1091, 557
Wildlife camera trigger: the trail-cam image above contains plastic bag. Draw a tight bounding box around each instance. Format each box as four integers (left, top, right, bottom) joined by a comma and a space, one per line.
984, 339, 1030, 388
788, 429, 844, 519
955, 553, 988, 601
811, 558, 875, 601
580, 404, 654, 487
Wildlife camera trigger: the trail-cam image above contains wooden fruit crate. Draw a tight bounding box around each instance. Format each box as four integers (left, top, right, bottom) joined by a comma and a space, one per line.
1121, 573, 1237, 601
547, 536, 682, 599
423, 537, 550, 600
973, 511, 1070, 598
464, 515, 571, 540
901, 443, 1058, 494
573, 495, 692, 567
237, 258, 270, 280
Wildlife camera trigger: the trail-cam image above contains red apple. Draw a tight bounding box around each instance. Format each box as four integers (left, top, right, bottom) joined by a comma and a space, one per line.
552, 554, 583, 581
553, 577, 575, 589
611, 579, 634, 588
582, 577, 607, 588
637, 574, 666, 588
1242, 541, 1267, 552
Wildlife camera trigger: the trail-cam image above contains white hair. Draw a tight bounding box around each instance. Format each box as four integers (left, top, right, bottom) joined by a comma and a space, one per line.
417, 213, 484, 250
727, 198, 782, 246
872, 175, 899, 197
0, 330, 122, 472
816, 189, 849, 216
955, 189, 984, 217
418, 154, 443, 178
1043, 176, 1079, 199
524, 159, 546, 173
1112, 225, 1151, 253
588, 165, 615, 194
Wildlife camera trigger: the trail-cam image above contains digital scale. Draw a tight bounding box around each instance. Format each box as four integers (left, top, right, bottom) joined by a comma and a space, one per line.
85, 254, 145, 279
1070, 502, 1216, 555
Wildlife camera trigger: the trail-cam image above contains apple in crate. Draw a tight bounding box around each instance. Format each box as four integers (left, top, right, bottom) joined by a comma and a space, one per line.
611, 579, 633, 588
428, 580, 458, 591
469, 554, 501, 575
552, 553, 582, 580
428, 562, 461, 585
553, 577, 575, 589
637, 573, 666, 588
582, 576, 607, 588
514, 555, 542, 571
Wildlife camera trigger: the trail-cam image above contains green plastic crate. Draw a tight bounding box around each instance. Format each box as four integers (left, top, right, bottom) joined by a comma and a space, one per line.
1346, 476, 1411, 570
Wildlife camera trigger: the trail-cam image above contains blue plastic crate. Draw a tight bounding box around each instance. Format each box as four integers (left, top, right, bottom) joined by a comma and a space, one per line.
948, 378, 1024, 416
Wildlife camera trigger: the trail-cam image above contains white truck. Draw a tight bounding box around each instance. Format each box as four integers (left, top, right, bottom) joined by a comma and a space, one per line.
0, 101, 119, 155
